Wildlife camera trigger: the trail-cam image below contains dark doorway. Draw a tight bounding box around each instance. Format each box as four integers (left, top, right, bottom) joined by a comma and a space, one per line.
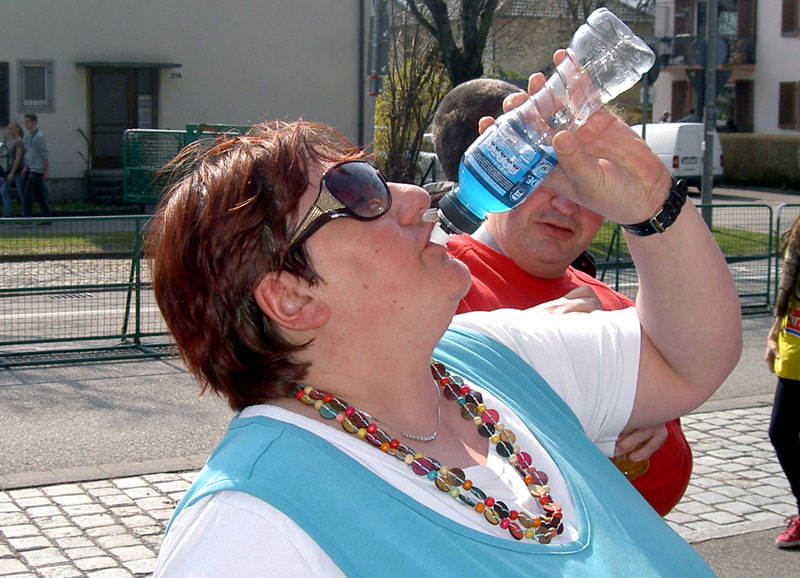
90, 68, 158, 168
734, 80, 754, 132
671, 79, 690, 120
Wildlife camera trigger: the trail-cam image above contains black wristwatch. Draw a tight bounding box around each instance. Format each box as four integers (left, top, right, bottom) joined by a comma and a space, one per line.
621, 178, 689, 237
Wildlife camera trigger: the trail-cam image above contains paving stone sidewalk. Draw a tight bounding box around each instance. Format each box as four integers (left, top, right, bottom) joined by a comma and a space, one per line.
0, 405, 793, 578
664, 405, 794, 543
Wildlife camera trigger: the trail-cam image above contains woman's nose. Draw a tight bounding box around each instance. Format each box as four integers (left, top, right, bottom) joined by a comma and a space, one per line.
388, 182, 432, 225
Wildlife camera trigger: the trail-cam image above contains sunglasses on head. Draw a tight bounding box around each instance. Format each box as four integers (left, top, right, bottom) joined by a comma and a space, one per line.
287, 160, 392, 251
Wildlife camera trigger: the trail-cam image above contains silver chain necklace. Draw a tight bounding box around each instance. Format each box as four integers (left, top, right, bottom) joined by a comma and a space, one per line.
362, 377, 442, 443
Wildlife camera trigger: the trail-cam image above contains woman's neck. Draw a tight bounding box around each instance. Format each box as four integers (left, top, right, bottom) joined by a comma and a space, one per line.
303, 358, 438, 432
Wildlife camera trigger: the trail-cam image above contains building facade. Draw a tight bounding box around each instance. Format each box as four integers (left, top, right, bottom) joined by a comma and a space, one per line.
0, 0, 373, 199
652, 0, 800, 134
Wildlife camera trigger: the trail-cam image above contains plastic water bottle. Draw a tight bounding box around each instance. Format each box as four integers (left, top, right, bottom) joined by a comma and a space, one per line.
430, 8, 655, 243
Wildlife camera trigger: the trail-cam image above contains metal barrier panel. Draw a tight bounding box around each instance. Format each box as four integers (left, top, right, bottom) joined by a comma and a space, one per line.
0, 216, 171, 366
774, 203, 800, 308
184, 124, 250, 144
705, 203, 774, 312
0, 204, 785, 367
123, 125, 252, 205
123, 129, 187, 204
593, 203, 775, 312
592, 222, 635, 300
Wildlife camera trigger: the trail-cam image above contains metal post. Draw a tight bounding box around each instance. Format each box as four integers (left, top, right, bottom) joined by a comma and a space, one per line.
701, 0, 719, 227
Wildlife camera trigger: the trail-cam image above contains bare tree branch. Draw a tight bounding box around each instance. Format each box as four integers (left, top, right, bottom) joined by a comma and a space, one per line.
404, 0, 501, 86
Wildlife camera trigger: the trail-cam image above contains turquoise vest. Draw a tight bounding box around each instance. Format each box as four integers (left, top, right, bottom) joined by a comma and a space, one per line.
167, 327, 713, 577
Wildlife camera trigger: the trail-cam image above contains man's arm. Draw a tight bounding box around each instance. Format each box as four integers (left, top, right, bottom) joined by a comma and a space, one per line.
766, 321, 779, 374
38, 134, 50, 180
7, 147, 22, 181
533, 98, 742, 429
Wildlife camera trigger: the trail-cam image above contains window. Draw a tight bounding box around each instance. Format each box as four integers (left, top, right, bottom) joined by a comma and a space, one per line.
697, 0, 739, 37
783, 0, 799, 35
18, 60, 54, 112
0, 62, 8, 125
778, 82, 799, 130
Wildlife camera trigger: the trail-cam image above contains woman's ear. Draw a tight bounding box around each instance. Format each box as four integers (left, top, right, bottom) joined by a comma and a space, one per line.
253, 272, 329, 331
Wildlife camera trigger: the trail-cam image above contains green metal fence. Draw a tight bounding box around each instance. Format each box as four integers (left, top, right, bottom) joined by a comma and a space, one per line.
591, 203, 775, 313
773, 203, 800, 308
0, 216, 171, 367
184, 123, 250, 144
0, 202, 785, 367
122, 129, 186, 204
123, 125, 251, 204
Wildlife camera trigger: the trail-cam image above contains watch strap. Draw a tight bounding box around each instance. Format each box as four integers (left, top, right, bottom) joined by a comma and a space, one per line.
621, 178, 689, 236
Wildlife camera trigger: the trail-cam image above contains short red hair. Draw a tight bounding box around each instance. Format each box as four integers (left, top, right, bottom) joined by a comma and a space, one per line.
148, 120, 362, 410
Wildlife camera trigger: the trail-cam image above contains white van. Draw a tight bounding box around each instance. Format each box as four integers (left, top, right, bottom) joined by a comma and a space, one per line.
630, 122, 723, 187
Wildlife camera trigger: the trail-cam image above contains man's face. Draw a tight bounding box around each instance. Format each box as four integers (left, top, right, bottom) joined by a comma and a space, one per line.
487, 184, 605, 279
24, 118, 35, 133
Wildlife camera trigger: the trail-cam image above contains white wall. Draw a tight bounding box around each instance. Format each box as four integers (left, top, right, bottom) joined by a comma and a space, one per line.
1, 0, 369, 179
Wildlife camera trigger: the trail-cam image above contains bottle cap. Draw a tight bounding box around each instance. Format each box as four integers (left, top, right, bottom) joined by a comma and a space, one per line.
429, 223, 451, 246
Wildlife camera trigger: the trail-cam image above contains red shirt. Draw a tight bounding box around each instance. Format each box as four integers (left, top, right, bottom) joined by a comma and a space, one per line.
449, 234, 691, 516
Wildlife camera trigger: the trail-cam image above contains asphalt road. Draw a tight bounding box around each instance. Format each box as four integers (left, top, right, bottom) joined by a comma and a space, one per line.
701, 314, 775, 410
693, 528, 800, 577
0, 305, 778, 479
0, 357, 233, 480
0, 311, 793, 576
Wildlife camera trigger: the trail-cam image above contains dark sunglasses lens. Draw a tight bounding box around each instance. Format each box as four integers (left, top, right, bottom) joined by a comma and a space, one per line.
325, 163, 389, 218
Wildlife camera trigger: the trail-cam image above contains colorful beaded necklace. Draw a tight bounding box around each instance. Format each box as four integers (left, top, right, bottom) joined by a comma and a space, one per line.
291, 359, 564, 543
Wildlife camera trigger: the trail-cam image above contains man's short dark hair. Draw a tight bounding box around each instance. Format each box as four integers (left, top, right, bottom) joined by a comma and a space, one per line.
24, 113, 38, 124
431, 78, 523, 181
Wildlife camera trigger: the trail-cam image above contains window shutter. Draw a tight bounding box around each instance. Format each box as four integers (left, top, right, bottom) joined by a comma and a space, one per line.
0, 62, 8, 125
778, 82, 798, 129
738, 0, 756, 36
783, 0, 799, 36
674, 0, 691, 35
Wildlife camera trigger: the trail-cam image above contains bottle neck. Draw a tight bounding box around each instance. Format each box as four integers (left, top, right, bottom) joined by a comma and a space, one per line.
437, 186, 484, 236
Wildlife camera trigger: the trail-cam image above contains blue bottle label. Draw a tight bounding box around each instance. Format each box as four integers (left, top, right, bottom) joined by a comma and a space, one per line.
462, 117, 557, 211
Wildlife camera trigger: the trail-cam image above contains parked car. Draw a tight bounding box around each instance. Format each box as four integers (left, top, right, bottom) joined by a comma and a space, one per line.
630, 122, 723, 187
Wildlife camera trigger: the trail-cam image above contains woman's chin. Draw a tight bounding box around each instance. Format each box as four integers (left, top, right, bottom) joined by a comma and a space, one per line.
448, 258, 473, 302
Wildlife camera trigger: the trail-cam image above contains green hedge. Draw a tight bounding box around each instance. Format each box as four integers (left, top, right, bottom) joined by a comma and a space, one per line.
720, 133, 800, 189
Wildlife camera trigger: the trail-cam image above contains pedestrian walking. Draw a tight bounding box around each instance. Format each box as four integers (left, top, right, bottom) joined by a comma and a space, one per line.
1, 121, 25, 217
19, 113, 51, 225
765, 214, 800, 548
